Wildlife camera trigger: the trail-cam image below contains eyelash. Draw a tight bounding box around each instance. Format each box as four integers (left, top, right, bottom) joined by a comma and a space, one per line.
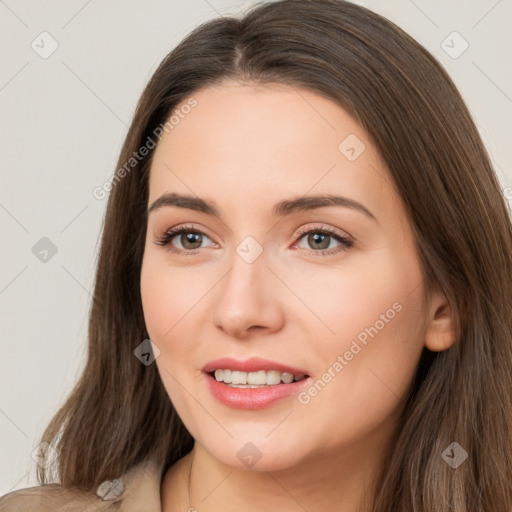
154, 223, 354, 257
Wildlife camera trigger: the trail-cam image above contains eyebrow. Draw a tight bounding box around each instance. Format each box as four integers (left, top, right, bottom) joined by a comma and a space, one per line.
146, 192, 377, 222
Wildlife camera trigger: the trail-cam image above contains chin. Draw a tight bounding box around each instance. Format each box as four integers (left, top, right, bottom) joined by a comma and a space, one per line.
196, 434, 310, 473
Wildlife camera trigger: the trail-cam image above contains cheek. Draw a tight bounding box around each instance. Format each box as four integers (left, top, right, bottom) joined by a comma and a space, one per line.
140, 265, 177, 340
292, 252, 425, 433
140, 258, 198, 408
140, 256, 195, 392
140, 253, 223, 389
283, 248, 424, 352
140, 253, 211, 341
140, 255, 230, 447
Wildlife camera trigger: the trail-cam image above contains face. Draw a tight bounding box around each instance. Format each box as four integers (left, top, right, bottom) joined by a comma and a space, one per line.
140, 81, 429, 472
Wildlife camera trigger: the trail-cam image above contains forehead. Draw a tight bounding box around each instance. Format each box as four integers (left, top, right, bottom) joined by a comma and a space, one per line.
155, 81, 362, 161
147, 81, 399, 224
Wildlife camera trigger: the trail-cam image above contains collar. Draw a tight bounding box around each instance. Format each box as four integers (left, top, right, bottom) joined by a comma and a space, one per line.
99, 456, 167, 511
0, 456, 167, 512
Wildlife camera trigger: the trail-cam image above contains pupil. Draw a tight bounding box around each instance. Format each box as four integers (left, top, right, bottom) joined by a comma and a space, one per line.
310, 232, 329, 250
183, 232, 201, 248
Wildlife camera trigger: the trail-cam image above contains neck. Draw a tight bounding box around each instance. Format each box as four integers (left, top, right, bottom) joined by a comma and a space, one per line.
161, 430, 393, 512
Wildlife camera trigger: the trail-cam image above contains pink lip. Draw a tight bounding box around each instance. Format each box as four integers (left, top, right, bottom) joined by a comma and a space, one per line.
202, 357, 311, 410
202, 357, 309, 376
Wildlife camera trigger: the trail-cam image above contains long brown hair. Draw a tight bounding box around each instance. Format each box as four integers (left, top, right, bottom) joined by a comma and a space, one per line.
37, 1, 512, 509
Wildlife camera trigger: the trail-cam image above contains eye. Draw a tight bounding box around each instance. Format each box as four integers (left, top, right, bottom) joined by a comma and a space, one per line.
294, 224, 353, 256
154, 223, 354, 257
154, 224, 214, 255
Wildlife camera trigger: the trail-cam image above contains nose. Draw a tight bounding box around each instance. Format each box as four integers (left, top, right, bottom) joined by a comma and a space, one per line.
211, 250, 285, 339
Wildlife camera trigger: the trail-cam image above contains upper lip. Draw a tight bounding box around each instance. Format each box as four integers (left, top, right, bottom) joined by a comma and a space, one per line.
203, 357, 309, 376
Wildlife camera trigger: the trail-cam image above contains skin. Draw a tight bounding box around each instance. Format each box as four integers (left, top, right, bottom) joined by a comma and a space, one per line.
140, 81, 456, 512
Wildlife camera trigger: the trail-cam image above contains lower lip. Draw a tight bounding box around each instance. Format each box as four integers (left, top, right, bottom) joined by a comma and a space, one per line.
204, 372, 311, 410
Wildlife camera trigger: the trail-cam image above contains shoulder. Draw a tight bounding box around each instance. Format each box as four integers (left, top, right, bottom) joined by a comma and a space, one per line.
0, 457, 166, 512
0, 483, 105, 512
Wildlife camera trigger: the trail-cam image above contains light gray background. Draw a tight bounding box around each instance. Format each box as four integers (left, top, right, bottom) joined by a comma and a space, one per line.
1, 0, 511, 493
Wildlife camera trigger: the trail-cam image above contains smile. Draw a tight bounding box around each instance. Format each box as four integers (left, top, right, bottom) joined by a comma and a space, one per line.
211, 369, 307, 387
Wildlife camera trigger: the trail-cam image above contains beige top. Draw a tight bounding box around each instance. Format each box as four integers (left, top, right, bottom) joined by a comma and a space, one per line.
0, 457, 166, 512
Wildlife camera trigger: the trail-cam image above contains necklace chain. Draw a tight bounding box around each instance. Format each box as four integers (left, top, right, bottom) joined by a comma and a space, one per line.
187, 450, 195, 512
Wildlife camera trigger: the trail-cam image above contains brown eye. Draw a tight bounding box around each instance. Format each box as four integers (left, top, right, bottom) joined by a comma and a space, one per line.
178, 231, 203, 250
295, 226, 353, 256
154, 226, 213, 254
306, 232, 331, 250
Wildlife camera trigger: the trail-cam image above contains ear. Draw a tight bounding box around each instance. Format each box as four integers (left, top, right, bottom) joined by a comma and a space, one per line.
424, 289, 457, 352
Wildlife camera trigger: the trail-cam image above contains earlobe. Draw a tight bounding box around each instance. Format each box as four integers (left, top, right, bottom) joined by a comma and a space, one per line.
424, 291, 458, 352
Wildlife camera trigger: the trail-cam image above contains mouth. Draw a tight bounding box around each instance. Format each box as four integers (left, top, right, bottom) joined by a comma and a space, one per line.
207, 369, 309, 388
202, 357, 312, 410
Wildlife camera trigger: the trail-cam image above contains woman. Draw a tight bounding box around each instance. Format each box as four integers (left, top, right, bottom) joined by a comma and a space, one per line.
1, 0, 511, 510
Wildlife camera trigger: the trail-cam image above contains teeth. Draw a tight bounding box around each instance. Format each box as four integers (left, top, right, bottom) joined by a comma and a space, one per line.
212, 369, 307, 386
